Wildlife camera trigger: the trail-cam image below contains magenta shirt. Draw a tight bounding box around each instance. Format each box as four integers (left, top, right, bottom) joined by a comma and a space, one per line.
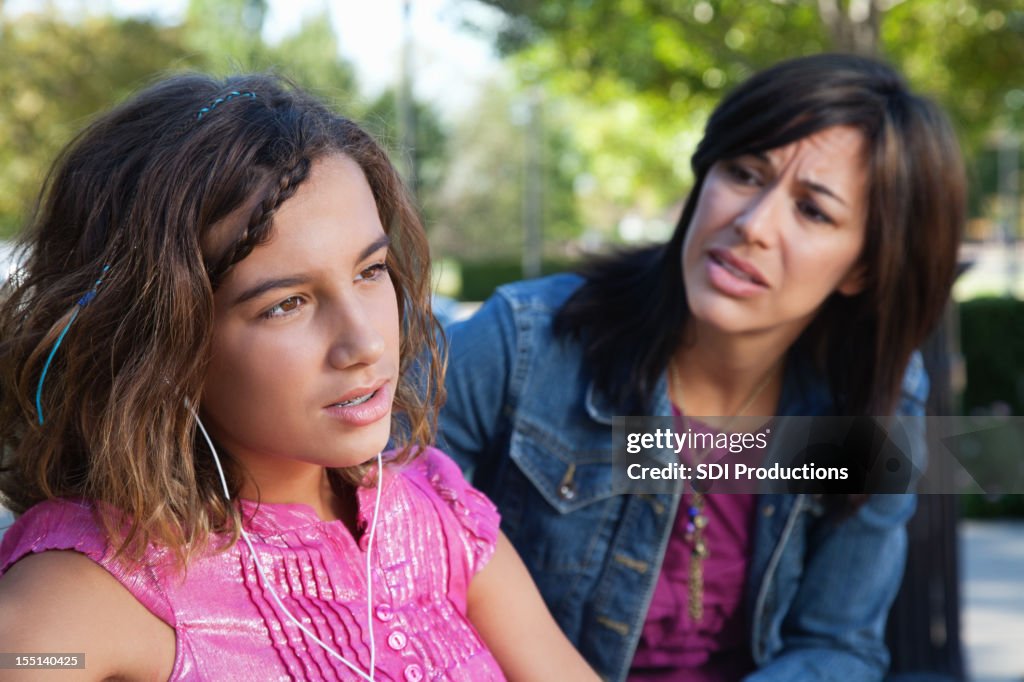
629, 414, 758, 682
0, 448, 505, 681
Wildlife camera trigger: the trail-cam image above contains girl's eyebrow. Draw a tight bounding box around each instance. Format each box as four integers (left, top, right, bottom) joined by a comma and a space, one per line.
359, 234, 390, 261
232, 276, 311, 307
230, 234, 391, 307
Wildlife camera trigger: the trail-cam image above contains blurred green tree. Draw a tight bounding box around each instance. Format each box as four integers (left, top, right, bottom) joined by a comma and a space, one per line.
0, 13, 198, 236
184, 0, 267, 67
183, 2, 358, 101
362, 89, 450, 226
426, 79, 581, 261
0, 5, 372, 238
463, 0, 1024, 239
472, 0, 1023, 146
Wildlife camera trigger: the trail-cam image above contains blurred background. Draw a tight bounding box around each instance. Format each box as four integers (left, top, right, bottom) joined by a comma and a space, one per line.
0, 0, 1021, 679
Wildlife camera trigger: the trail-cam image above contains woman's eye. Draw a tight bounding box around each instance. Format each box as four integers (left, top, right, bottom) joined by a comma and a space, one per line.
797, 200, 834, 224
356, 262, 389, 282
261, 296, 304, 319
725, 162, 760, 185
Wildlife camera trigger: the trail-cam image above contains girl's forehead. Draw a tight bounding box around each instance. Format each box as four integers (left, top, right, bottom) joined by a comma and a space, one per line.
213, 155, 383, 289
200, 177, 275, 268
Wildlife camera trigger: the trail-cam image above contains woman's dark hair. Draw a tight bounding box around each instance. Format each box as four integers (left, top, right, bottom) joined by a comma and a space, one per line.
556, 53, 965, 416
0, 73, 443, 565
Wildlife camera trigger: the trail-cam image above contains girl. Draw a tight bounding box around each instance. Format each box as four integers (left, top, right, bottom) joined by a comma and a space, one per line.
438, 53, 965, 681
0, 73, 597, 681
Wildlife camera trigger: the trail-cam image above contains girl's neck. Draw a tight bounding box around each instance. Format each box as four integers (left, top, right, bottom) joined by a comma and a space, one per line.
239, 464, 355, 530
671, 320, 792, 417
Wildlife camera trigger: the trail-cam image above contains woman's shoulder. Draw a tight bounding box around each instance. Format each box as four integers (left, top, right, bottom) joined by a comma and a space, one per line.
446, 272, 589, 373
491, 272, 585, 314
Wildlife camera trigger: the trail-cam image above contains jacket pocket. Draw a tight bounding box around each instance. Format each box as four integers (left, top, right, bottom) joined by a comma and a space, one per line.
510, 414, 618, 514
498, 414, 622, 576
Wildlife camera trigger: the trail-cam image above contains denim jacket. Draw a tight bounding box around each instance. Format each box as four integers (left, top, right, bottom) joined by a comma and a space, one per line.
438, 273, 928, 682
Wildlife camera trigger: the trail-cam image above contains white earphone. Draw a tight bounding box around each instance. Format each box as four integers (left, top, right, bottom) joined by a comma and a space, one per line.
190, 404, 382, 682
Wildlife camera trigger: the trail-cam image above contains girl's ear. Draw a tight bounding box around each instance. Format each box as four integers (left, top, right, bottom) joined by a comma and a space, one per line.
837, 263, 867, 296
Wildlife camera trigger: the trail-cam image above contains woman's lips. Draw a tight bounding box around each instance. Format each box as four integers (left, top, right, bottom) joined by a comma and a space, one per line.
323, 381, 392, 427
706, 251, 769, 298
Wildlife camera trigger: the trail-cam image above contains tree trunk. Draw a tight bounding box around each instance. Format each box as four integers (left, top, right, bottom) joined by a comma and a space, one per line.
817, 0, 883, 56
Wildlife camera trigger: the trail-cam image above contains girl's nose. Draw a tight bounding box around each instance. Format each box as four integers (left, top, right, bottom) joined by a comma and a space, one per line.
326, 302, 386, 370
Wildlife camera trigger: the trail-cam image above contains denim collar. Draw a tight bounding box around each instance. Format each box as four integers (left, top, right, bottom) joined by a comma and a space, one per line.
583, 351, 835, 424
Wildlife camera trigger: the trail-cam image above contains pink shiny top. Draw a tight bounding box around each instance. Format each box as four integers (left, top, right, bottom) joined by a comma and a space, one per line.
0, 447, 505, 681
629, 413, 757, 681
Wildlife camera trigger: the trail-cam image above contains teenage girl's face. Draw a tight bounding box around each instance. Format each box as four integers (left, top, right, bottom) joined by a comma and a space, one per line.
202, 154, 400, 479
681, 125, 869, 343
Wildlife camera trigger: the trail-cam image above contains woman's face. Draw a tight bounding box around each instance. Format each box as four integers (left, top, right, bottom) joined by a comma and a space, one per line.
681, 125, 869, 343
201, 154, 400, 480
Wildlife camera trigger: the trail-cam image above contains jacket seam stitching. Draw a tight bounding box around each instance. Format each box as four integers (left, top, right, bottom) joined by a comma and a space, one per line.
751, 493, 806, 664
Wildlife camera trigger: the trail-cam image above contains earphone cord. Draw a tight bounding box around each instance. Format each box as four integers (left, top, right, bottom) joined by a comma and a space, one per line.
191, 407, 380, 682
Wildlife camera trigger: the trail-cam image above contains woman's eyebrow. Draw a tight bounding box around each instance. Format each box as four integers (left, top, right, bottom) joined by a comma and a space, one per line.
752, 152, 848, 206
799, 179, 847, 206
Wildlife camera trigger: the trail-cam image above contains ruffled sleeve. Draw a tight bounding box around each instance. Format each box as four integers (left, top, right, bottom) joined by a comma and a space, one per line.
416, 446, 501, 576
0, 499, 176, 626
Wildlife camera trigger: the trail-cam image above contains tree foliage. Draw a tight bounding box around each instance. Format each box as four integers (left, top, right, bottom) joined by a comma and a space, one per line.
0, 4, 367, 238
474, 0, 1023, 140
427, 79, 581, 261
464, 0, 1024, 235
0, 13, 198, 235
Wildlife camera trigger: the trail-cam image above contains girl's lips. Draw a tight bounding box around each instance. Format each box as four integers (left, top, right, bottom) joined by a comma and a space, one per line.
706, 252, 769, 298
323, 381, 391, 427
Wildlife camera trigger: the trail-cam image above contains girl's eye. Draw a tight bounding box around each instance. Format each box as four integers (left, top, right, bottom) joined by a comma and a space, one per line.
797, 200, 834, 225
356, 262, 389, 282
261, 296, 304, 319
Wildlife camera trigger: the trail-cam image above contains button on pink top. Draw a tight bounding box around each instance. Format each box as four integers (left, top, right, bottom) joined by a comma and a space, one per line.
0, 447, 505, 681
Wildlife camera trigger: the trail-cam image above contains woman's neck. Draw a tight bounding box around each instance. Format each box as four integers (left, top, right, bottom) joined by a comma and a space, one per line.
671, 320, 792, 417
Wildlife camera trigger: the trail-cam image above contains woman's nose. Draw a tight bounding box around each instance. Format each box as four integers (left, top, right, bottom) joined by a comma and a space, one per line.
732, 187, 783, 247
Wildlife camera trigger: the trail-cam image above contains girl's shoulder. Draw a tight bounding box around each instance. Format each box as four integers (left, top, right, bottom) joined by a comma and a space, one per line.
392, 446, 501, 576
0, 501, 177, 680
0, 498, 175, 624
0, 499, 106, 573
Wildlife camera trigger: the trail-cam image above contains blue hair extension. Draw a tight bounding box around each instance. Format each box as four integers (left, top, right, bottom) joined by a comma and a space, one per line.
36, 265, 110, 425
196, 91, 257, 121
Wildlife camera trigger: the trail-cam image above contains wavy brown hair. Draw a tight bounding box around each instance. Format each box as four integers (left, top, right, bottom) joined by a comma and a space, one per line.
0, 73, 444, 566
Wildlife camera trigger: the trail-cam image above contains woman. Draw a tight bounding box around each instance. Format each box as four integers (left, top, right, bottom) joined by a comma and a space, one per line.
438, 53, 965, 681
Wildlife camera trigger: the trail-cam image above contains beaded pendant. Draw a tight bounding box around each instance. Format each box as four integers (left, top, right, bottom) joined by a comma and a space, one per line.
686, 498, 709, 621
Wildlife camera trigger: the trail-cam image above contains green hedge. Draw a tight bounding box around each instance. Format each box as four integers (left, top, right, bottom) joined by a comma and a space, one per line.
457, 258, 579, 302
961, 494, 1024, 518
959, 297, 1024, 415
958, 296, 1024, 518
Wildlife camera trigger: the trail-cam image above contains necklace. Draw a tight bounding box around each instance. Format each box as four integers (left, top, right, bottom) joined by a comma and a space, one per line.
669, 357, 779, 622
